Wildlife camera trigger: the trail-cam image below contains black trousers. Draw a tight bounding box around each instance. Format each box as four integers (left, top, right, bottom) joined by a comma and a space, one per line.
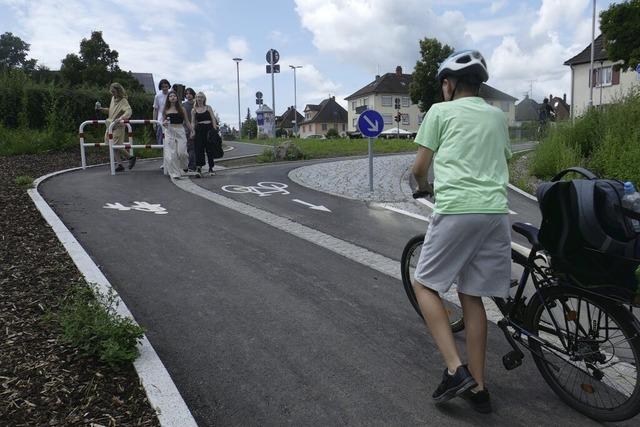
195, 123, 215, 168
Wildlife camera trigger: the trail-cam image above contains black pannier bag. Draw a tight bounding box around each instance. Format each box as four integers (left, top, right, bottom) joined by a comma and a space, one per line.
207, 128, 224, 159
535, 167, 640, 301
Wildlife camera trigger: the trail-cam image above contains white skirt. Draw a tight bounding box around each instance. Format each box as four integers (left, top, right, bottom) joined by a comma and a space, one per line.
163, 125, 188, 179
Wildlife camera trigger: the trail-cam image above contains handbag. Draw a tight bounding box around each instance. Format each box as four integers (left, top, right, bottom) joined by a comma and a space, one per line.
207, 128, 224, 159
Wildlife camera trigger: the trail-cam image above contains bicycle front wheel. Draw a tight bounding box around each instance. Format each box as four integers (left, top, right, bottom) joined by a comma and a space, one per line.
400, 234, 465, 333
526, 286, 640, 421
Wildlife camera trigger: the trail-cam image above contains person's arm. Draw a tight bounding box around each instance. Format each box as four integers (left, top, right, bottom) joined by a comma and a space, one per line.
412, 146, 434, 193
191, 109, 196, 137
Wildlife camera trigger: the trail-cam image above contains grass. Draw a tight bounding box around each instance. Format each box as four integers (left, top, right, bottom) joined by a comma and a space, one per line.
56, 283, 145, 368
14, 175, 34, 189
0, 125, 77, 156
531, 91, 640, 184
246, 137, 417, 160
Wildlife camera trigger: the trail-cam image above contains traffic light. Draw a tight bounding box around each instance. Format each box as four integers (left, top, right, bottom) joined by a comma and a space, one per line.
395, 112, 402, 122
394, 98, 401, 110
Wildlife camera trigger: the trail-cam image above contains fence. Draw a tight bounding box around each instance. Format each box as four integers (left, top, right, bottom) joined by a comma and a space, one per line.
79, 120, 133, 169
107, 119, 164, 175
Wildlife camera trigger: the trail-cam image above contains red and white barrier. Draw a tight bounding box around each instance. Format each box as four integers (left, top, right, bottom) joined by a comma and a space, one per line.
79, 120, 133, 169
107, 119, 164, 175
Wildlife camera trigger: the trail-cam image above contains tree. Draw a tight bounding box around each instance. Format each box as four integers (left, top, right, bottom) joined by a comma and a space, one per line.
59, 31, 143, 91
0, 32, 37, 71
241, 108, 257, 139
600, 0, 640, 71
409, 38, 454, 112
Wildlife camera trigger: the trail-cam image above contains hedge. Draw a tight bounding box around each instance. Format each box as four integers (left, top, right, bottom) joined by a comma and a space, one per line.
0, 70, 154, 133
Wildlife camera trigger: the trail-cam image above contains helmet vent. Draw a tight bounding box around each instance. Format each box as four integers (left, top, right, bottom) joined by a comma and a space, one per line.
456, 55, 471, 64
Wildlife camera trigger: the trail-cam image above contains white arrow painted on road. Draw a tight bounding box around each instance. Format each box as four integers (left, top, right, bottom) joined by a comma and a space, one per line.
292, 199, 332, 212
363, 115, 379, 133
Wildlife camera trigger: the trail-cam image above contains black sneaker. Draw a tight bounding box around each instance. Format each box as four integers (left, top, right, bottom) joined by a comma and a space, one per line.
432, 365, 477, 403
115, 164, 125, 172
462, 388, 492, 413
128, 155, 137, 170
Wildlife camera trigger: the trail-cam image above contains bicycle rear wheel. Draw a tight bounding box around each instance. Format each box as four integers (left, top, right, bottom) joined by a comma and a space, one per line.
400, 234, 465, 333
526, 286, 640, 421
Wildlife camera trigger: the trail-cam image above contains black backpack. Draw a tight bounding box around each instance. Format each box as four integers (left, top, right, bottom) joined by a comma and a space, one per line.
536, 167, 640, 295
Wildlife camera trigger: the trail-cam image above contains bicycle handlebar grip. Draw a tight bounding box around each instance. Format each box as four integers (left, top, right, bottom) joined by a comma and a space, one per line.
412, 190, 433, 199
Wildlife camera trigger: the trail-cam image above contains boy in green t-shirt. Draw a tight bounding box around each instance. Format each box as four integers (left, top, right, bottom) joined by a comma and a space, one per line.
411, 50, 511, 414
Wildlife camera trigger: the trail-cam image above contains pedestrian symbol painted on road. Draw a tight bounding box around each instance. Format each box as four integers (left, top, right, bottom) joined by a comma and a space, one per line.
104, 201, 168, 214
357, 110, 384, 138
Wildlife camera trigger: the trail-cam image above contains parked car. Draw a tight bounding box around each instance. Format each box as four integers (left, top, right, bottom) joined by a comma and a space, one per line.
303, 134, 326, 139
379, 128, 414, 139
346, 131, 363, 139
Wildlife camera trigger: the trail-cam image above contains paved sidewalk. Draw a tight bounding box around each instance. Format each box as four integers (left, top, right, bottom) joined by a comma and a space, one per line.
289, 154, 427, 217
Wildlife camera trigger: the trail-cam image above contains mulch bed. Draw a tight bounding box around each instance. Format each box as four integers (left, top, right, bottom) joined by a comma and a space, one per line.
0, 148, 159, 426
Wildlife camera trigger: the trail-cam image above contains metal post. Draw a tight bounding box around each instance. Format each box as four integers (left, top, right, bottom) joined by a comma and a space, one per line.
289, 65, 302, 136
368, 137, 374, 192
271, 59, 276, 118
233, 58, 242, 136
588, 0, 596, 107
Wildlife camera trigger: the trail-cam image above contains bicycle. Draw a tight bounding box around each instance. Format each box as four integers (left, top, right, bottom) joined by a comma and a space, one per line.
401, 192, 640, 421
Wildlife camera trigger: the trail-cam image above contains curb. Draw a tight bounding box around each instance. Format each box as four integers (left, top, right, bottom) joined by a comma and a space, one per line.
28, 165, 198, 427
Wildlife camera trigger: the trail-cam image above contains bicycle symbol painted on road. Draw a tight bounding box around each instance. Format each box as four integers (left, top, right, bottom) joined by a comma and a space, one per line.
221, 181, 290, 197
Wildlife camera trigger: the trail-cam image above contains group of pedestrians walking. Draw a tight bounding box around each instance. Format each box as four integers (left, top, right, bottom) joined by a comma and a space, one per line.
98, 78, 221, 179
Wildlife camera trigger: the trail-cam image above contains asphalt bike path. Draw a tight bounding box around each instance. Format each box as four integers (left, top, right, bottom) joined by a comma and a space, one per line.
37, 153, 632, 425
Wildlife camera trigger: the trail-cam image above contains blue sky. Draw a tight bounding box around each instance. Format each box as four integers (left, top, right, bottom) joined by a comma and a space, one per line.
0, 0, 616, 128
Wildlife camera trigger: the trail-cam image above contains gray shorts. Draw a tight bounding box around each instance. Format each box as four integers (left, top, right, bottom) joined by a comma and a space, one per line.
414, 213, 511, 297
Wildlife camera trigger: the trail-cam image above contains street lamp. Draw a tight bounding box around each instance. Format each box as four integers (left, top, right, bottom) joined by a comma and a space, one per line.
289, 65, 302, 136
233, 57, 242, 136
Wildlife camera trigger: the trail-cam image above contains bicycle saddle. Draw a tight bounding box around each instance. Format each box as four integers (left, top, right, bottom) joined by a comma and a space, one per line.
512, 222, 540, 247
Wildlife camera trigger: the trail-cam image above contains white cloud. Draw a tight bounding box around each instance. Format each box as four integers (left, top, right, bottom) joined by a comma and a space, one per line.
489, 0, 508, 14
294, 0, 471, 73
227, 36, 250, 57
531, 0, 589, 37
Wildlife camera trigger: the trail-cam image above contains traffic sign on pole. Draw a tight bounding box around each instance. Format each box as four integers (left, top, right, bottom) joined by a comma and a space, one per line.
357, 110, 384, 138
266, 49, 280, 64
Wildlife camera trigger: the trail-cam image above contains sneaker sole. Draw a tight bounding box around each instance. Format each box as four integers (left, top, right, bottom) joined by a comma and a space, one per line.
433, 376, 478, 404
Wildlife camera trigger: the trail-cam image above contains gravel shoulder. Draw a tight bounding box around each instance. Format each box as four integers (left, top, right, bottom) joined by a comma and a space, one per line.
0, 148, 159, 425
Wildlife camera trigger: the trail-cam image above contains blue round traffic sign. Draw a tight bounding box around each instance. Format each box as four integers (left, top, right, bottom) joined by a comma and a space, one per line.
357, 110, 384, 138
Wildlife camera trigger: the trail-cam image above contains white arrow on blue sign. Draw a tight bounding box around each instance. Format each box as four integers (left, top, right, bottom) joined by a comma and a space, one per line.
357, 110, 384, 138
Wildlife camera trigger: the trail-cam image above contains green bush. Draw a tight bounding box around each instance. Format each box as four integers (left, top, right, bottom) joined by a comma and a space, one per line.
325, 128, 340, 139
531, 91, 640, 185
58, 283, 144, 368
0, 69, 153, 133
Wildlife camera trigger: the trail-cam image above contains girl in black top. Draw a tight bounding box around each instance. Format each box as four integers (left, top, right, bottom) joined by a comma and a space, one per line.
190, 91, 219, 175
162, 90, 192, 179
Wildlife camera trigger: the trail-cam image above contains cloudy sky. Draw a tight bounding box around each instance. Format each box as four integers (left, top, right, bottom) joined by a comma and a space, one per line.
0, 0, 614, 127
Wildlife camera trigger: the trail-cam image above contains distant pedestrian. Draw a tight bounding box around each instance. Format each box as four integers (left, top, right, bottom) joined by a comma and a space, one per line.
191, 91, 219, 175
162, 90, 191, 179
96, 82, 136, 172
153, 79, 171, 145
182, 87, 196, 172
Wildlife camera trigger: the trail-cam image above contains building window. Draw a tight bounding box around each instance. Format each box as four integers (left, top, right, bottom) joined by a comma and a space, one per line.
402, 97, 410, 107
596, 66, 613, 87
352, 101, 356, 110
381, 96, 392, 106
322, 123, 327, 131
382, 114, 392, 124
401, 114, 410, 125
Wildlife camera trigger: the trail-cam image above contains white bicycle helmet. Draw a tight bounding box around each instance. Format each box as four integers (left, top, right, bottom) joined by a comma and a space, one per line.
436, 50, 489, 83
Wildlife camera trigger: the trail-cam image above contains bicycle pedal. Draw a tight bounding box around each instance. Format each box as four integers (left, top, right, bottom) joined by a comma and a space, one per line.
502, 350, 523, 370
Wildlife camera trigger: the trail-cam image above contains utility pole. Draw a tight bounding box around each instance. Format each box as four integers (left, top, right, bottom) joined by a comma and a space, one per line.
232, 58, 242, 136
588, 0, 596, 108
289, 65, 302, 136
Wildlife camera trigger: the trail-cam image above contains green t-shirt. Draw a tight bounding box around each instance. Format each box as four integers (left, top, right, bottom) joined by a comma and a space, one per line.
415, 96, 511, 214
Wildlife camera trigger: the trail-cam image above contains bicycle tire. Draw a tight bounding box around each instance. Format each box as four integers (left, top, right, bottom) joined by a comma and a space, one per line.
400, 234, 465, 333
526, 286, 640, 421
